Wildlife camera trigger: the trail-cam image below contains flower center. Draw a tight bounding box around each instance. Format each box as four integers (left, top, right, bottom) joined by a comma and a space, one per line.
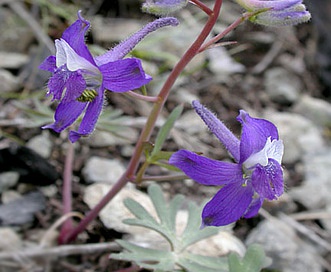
77, 89, 98, 102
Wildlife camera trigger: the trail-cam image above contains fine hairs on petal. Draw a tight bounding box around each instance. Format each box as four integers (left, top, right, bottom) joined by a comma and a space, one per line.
192, 100, 240, 162
95, 17, 179, 65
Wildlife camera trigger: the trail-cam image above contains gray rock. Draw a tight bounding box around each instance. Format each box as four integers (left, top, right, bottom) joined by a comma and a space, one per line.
84, 184, 245, 256
289, 148, 331, 210
86, 129, 138, 147
264, 111, 325, 164
84, 184, 155, 233
91, 17, 143, 43
0, 191, 46, 226
0, 51, 29, 69
264, 67, 302, 104
293, 95, 331, 127
246, 219, 323, 272
0, 172, 19, 193
26, 131, 52, 158
82, 156, 126, 184
0, 69, 20, 93
0, 227, 22, 251
207, 47, 246, 80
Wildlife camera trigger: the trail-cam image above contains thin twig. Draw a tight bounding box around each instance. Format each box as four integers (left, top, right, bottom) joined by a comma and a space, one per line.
9, 1, 55, 53
259, 209, 331, 252
251, 38, 284, 74
125, 91, 160, 103
290, 210, 331, 221
0, 242, 120, 261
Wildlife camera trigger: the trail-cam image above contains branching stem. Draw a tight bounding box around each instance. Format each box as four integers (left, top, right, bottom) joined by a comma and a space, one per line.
61, 0, 224, 244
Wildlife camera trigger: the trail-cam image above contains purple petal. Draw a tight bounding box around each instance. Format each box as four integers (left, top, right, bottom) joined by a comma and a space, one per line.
42, 100, 87, 133
202, 182, 254, 227
251, 158, 284, 200
61, 11, 95, 65
69, 87, 105, 142
39, 56, 56, 72
169, 150, 243, 186
47, 68, 68, 100
100, 58, 152, 92
95, 17, 179, 65
237, 110, 279, 163
243, 196, 263, 218
62, 72, 86, 102
236, 0, 302, 11
253, 9, 311, 27
192, 101, 240, 162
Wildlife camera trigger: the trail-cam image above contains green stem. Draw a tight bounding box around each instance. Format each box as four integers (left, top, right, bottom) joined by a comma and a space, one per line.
60, 0, 223, 244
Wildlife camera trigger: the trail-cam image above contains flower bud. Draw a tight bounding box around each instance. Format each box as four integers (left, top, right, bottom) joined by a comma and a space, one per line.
235, 0, 311, 26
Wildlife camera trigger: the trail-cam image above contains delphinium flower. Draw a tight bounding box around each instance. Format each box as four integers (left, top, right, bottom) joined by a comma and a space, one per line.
169, 101, 284, 227
142, 0, 188, 15
40, 11, 179, 142
235, 0, 311, 26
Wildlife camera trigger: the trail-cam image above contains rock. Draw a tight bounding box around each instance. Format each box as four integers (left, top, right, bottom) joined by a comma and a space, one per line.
0, 51, 29, 69
82, 157, 126, 184
289, 148, 331, 210
0, 69, 20, 93
86, 128, 138, 147
263, 111, 325, 164
246, 219, 323, 272
0, 227, 22, 251
83, 184, 156, 233
176, 110, 206, 134
0, 191, 46, 226
207, 46, 246, 80
293, 95, 331, 127
187, 227, 246, 257
264, 67, 302, 105
0, 172, 19, 193
84, 183, 245, 256
0, 8, 33, 52
0, 144, 59, 186
1, 190, 21, 204
26, 131, 52, 158
91, 17, 143, 43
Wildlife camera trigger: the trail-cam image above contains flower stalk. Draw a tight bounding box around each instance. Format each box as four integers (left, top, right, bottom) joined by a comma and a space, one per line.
60, 0, 224, 244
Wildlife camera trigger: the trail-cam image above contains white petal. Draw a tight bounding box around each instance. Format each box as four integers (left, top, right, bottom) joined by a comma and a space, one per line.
56, 39, 99, 74
267, 139, 284, 164
243, 137, 284, 168
55, 39, 66, 68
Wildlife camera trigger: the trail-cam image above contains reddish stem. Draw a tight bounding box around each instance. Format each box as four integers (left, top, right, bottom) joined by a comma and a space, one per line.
189, 0, 213, 16
60, 0, 223, 244
59, 142, 75, 240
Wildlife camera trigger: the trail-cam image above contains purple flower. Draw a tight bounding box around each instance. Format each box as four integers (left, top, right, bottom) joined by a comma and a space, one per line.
142, 0, 188, 15
169, 101, 284, 227
235, 0, 311, 26
40, 11, 179, 142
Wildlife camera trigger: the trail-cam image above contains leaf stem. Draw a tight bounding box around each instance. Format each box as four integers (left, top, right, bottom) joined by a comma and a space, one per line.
126, 91, 160, 103
199, 11, 264, 52
189, 0, 213, 16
